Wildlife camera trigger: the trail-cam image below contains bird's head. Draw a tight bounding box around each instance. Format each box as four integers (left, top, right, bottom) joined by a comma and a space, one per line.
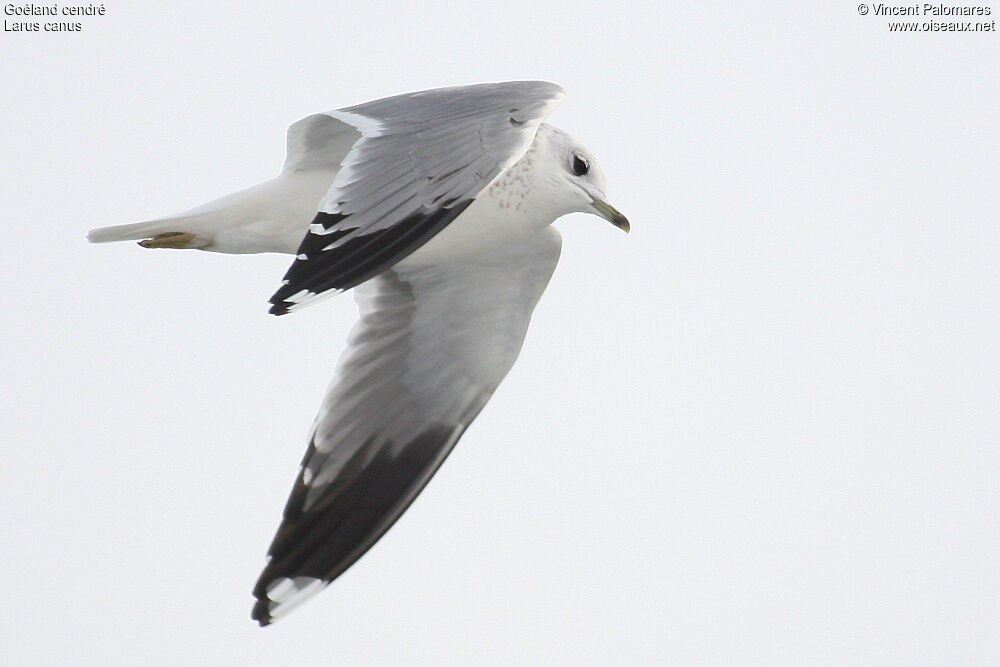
533, 124, 630, 233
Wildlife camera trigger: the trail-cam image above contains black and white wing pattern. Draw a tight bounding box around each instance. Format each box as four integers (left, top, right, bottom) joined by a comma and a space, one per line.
268, 81, 564, 315
251, 231, 562, 625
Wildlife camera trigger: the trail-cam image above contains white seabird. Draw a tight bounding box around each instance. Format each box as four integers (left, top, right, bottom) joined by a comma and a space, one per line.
88, 81, 629, 626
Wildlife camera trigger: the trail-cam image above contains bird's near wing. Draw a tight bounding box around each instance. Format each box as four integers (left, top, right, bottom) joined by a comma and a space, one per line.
268, 80, 564, 315
251, 230, 562, 625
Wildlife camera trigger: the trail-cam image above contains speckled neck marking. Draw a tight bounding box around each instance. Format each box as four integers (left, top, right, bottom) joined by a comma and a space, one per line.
486, 139, 539, 213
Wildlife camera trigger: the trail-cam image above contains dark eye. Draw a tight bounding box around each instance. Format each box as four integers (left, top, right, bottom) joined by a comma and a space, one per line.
572, 155, 589, 176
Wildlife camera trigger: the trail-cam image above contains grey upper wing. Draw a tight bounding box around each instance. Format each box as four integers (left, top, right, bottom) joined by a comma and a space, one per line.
268, 81, 564, 315
251, 229, 562, 625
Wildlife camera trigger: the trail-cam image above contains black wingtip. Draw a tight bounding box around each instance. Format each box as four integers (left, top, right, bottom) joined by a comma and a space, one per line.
268, 301, 292, 316
268, 282, 297, 315
251, 598, 273, 627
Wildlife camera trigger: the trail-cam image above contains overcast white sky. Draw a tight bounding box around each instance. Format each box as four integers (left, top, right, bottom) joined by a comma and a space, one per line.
2, 1, 998, 664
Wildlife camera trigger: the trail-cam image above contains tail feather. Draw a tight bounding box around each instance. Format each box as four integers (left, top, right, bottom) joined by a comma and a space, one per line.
87, 171, 337, 254
87, 217, 199, 244
86, 179, 265, 248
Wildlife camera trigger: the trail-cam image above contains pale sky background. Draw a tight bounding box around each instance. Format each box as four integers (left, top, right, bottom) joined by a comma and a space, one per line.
2, 1, 998, 664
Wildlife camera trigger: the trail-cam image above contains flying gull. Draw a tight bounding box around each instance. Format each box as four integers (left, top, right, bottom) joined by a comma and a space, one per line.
88, 81, 629, 626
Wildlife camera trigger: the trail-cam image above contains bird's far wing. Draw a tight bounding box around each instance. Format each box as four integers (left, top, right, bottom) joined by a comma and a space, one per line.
268, 80, 564, 315
282, 113, 361, 172
251, 229, 562, 625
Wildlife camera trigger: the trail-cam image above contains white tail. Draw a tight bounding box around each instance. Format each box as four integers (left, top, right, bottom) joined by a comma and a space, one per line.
87, 216, 202, 244
86, 170, 338, 255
